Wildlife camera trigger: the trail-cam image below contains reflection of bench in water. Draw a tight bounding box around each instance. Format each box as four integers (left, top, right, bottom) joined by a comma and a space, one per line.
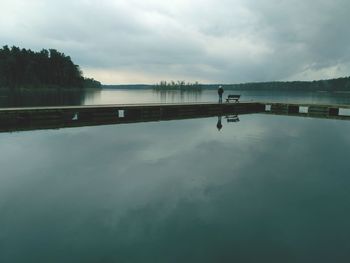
226, 95, 240, 103
225, 115, 240, 122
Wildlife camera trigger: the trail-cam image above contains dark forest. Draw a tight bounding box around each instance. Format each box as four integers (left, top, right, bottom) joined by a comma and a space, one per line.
0, 46, 101, 89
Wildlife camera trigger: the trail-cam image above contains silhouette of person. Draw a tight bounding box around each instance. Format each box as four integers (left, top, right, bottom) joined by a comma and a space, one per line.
218, 85, 224, 103
216, 116, 223, 131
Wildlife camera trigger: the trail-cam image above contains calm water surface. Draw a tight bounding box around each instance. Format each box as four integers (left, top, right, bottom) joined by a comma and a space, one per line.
87, 89, 350, 105
2, 88, 350, 107
1, 112, 350, 262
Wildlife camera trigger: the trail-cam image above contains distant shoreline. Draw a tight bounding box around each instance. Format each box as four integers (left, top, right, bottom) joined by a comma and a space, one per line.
103, 76, 350, 92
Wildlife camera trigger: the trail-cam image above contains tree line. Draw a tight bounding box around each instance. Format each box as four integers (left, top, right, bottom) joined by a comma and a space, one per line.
153, 77, 350, 92
205, 77, 350, 91
0, 46, 101, 89
154, 80, 202, 90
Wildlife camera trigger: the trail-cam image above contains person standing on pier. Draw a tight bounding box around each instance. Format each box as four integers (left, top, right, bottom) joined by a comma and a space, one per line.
218, 85, 224, 103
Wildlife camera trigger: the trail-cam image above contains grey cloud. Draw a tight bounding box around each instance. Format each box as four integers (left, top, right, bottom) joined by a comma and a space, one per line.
245, 0, 350, 77
1, 0, 349, 83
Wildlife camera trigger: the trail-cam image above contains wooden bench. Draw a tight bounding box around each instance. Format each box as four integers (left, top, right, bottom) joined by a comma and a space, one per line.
226, 95, 240, 103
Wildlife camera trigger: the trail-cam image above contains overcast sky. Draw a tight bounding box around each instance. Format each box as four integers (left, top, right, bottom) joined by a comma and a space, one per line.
1, 0, 349, 84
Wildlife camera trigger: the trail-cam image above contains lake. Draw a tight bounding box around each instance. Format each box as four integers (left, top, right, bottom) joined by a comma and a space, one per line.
1, 89, 350, 262
2, 88, 350, 107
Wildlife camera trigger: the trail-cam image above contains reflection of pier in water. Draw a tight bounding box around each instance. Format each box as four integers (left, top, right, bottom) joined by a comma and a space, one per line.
0, 102, 350, 132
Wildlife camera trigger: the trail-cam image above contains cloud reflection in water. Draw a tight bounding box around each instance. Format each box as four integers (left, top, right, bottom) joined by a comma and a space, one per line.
0, 114, 350, 262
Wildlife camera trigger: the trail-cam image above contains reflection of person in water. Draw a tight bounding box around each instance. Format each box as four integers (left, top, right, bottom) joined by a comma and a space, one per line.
218, 85, 224, 103
216, 116, 223, 131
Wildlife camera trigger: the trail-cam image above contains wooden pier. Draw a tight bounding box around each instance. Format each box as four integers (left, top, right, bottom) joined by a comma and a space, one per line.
0, 102, 263, 132
0, 101, 350, 133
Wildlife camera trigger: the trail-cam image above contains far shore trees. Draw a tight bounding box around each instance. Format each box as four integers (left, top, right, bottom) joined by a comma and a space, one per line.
154, 80, 202, 90
0, 46, 101, 89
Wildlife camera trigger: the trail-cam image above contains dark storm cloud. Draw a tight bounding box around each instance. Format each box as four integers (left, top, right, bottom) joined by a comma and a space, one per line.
1, 0, 349, 83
